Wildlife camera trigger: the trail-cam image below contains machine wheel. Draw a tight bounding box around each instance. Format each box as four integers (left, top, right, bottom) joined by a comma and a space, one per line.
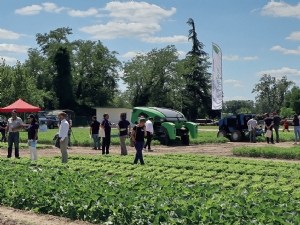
160, 128, 171, 146
231, 131, 242, 142
217, 131, 227, 138
181, 135, 190, 146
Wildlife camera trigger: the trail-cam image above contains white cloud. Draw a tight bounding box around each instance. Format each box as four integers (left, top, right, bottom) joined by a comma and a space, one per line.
0, 28, 22, 40
177, 50, 186, 58
68, 8, 98, 17
0, 56, 18, 65
15, 2, 64, 15
271, 45, 300, 55
122, 51, 145, 59
223, 79, 244, 88
286, 31, 300, 41
80, 21, 160, 40
223, 55, 258, 61
257, 67, 300, 78
42, 2, 64, 13
141, 35, 187, 43
15, 4, 43, 15
261, 1, 300, 19
80, 1, 177, 40
0, 44, 29, 53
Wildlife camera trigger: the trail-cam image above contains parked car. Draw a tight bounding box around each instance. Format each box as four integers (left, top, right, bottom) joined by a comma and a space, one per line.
38, 115, 59, 129
131, 107, 198, 145
217, 114, 264, 142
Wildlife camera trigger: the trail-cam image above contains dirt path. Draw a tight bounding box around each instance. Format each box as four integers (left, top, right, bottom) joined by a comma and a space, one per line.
0, 141, 299, 224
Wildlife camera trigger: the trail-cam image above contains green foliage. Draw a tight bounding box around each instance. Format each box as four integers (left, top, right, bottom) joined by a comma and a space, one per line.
1, 155, 300, 224
183, 18, 211, 120
233, 146, 300, 159
284, 86, 300, 115
223, 100, 255, 114
280, 107, 295, 118
253, 75, 294, 113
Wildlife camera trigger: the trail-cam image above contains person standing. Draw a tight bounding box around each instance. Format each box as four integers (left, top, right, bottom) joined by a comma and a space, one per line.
293, 114, 300, 145
131, 118, 147, 165
118, 113, 131, 155
101, 114, 111, 155
273, 112, 281, 143
26, 114, 39, 161
0, 119, 7, 142
264, 113, 274, 144
247, 117, 257, 143
66, 115, 72, 147
283, 119, 290, 132
144, 117, 154, 152
6, 110, 23, 158
90, 116, 100, 150
58, 112, 69, 163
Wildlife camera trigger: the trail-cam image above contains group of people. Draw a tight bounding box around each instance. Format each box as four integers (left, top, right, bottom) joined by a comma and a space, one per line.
90, 113, 154, 164
247, 112, 300, 145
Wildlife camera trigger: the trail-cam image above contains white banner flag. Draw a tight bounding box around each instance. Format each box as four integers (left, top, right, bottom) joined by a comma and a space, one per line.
212, 43, 223, 110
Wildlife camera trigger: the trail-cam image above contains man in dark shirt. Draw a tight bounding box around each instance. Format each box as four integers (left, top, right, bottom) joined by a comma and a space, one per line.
0, 120, 7, 142
90, 116, 100, 150
131, 118, 146, 165
264, 113, 274, 144
101, 114, 111, 155
272, 112, 281, 143
118, 113, 131, 155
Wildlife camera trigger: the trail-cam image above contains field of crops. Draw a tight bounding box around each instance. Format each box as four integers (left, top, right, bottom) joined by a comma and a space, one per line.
1, 154, 300, 224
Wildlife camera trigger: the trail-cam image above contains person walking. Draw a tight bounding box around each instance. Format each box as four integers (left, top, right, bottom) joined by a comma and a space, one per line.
118, 113, 131, 155
6, 110, 23, 159
282, 119, 290, 132
144, 117, 154, 151
293, 114, 300, 145
26, 114, 39, 161
247, 117, 257, 143
58, 112, 69, 163
264, 113, 274, 144
273, 112, 281, 143
131, 118, 147, 165
90, 116, 100, 150
101, 114, 111, 155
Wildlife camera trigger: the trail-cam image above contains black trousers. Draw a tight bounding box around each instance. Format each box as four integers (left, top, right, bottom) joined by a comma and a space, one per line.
144, 132, 153, 150
274, 126, 280, 143
102, 135, 111, 154
8, 132, 20, 158
1, 130, 6, 142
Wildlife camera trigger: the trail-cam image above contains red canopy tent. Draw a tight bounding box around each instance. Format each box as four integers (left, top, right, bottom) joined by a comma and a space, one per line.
0, 99, 41, 113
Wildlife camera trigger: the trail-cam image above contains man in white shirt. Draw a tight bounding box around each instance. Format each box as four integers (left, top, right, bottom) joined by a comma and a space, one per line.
6, 110, 23, 158
144, 117, 154, 151
247, 117, 258, 143
58, 112, 69, 163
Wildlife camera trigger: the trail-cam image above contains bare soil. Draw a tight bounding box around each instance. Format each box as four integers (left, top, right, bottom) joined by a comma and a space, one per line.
0, 141, 299, 224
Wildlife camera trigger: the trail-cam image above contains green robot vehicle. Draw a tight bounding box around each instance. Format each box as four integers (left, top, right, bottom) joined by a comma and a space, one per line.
131, 107, 198, 145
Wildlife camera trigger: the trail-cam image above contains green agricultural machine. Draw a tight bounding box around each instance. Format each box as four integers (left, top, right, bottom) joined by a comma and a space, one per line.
131, 107, 198, 145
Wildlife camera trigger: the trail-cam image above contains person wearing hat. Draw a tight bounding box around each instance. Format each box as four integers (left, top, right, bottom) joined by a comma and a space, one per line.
6, 110, 23, 158
131, 117, 147, 165
144, 117, 154, 152
58, 112, 69, 163
26, 114, 39, 160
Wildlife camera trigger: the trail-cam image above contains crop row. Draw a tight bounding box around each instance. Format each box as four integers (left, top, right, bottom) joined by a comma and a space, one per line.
1, 155, 300, 224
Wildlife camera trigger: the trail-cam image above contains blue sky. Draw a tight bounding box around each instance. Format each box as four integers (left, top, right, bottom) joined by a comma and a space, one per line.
1, 0, 300, 101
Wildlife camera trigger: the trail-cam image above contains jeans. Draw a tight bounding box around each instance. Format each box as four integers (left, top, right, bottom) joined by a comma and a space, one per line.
294, 126, 300, 142
92, 134, 100, 149
102, 135, 111, 154
29, 140, 37, 161
60, 137, 68, 163
8, 132, 20, 158
274, 126, 280, 143
120, 136, 128, 155
249, 129, 256, 143
134, 141, 145, 165
144, 132, 153, 150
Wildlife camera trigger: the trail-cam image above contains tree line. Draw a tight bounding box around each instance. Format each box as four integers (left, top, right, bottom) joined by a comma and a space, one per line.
0, 19, 298, 120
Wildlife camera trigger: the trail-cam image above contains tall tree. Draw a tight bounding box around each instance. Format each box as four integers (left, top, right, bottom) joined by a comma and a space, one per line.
252, 74, 294, 113
284, 86, 300, 115
183, 18, 211, 120
223, 100, 255, 114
